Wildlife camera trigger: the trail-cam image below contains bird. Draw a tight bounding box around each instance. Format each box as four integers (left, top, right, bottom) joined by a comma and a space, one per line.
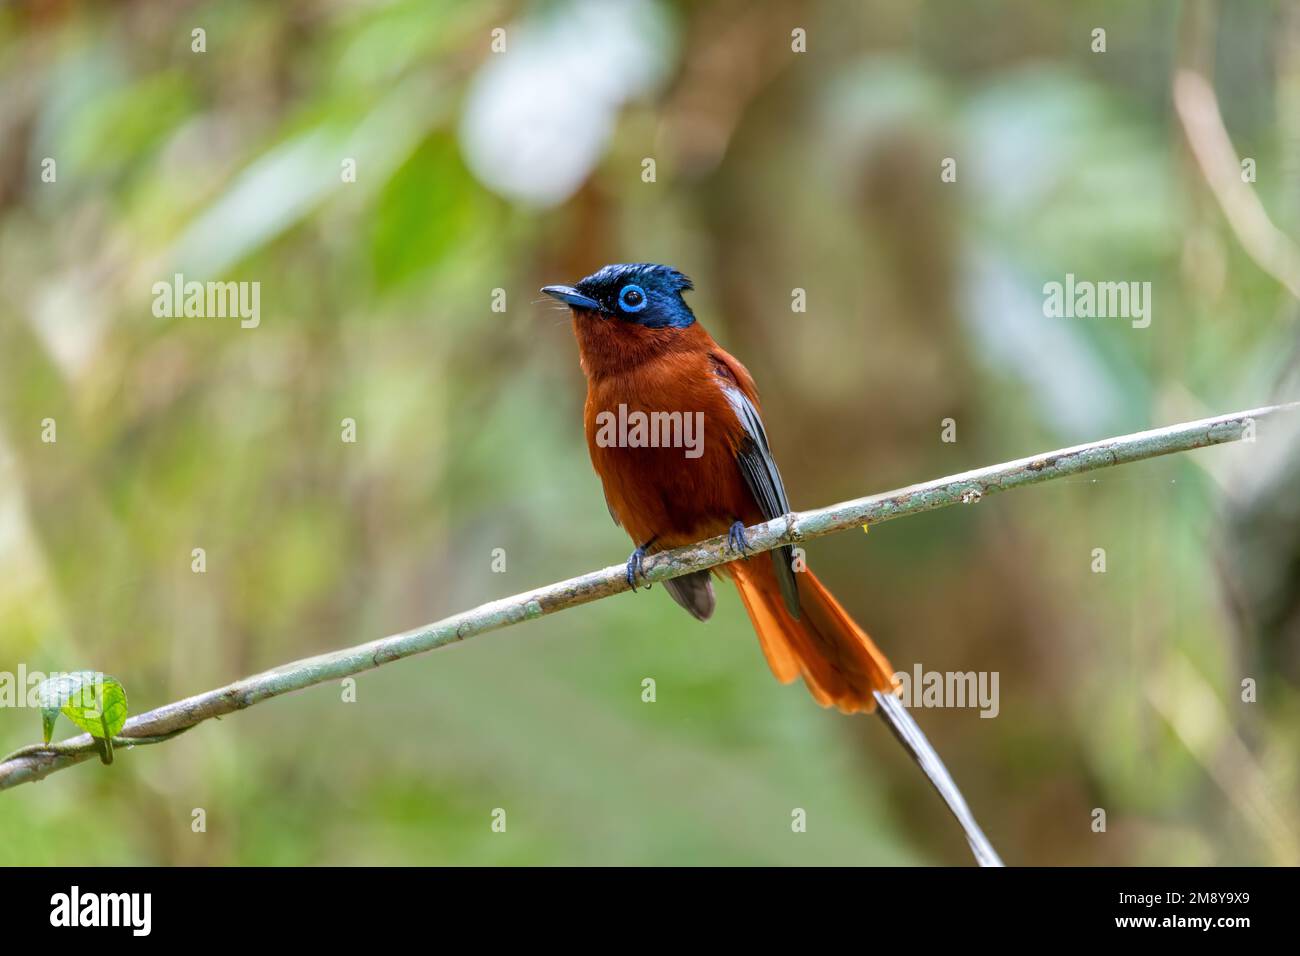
543, 263, 1002, 865
542, 262, 898, 713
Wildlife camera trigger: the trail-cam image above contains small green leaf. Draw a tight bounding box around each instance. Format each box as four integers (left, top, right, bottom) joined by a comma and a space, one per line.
36, 672, 94, 744
34, 671, 128, 745
63, 676, 128, 740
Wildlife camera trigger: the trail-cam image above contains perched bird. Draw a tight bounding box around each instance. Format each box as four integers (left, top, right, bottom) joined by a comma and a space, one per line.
543, 262, 896, 712
544, 263, 1001, 865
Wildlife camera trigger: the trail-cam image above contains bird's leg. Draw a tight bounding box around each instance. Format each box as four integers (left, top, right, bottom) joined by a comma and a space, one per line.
726, 520, 751, 558
626, 536, 658, 590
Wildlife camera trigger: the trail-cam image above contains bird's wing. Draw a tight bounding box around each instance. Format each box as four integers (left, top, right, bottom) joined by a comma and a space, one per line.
603, 490, 621, 527
710, 352, 801, 619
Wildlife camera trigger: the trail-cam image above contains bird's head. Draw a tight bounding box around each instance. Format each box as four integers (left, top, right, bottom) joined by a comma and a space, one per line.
542, 263, 696, 329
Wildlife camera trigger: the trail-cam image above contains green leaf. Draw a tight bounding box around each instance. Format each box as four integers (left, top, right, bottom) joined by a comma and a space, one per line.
35, 671, 129, 744
63, 676, 128, 740
36, 672, 92, 744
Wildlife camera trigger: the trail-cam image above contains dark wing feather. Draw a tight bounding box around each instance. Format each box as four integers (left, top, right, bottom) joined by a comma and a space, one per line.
718, 379, 801, 619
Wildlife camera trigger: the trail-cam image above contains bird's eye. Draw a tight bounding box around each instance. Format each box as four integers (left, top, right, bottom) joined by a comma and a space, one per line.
618, 284, 647, 312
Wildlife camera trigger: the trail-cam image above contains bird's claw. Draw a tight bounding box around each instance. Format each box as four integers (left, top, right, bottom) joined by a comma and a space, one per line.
626, 546, 647, 589
726, 520, 751, 558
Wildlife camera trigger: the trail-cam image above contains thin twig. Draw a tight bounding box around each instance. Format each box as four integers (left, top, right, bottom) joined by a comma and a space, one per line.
1174, 69, 1300, 300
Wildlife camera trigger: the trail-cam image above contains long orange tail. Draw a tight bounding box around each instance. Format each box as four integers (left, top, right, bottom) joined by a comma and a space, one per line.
729, 560, 900, 714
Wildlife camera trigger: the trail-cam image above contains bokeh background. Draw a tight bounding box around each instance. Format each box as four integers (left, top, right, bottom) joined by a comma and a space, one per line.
2, 0, 1298, 865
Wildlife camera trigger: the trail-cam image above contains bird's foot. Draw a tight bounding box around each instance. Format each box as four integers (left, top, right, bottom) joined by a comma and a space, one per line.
626, 547, 645, 588
626, 539, 656, 590
726, 520, 751, 558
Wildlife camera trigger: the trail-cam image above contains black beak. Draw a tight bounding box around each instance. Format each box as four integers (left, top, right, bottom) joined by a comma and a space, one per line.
541, 285, 602, 311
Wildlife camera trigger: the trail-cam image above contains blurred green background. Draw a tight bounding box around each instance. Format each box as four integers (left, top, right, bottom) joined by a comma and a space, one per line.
2, 0, 1298, 865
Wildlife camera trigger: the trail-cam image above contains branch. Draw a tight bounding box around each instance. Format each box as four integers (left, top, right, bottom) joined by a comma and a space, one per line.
1174, 69, 1300, 300
3, 402, 1293, 810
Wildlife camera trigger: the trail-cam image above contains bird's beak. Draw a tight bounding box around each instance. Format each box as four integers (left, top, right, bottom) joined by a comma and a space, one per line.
541, 285, 601, 311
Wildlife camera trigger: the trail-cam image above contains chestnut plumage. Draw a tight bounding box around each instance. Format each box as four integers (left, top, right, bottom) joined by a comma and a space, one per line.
544, 263, 899, 713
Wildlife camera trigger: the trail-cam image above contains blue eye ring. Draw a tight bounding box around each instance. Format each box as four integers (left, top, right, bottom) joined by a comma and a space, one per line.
618, 284, 648, 312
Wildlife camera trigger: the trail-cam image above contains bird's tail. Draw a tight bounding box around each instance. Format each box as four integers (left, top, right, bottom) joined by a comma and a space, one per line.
729, 561, 899, 713
728, 559, 1004, 865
